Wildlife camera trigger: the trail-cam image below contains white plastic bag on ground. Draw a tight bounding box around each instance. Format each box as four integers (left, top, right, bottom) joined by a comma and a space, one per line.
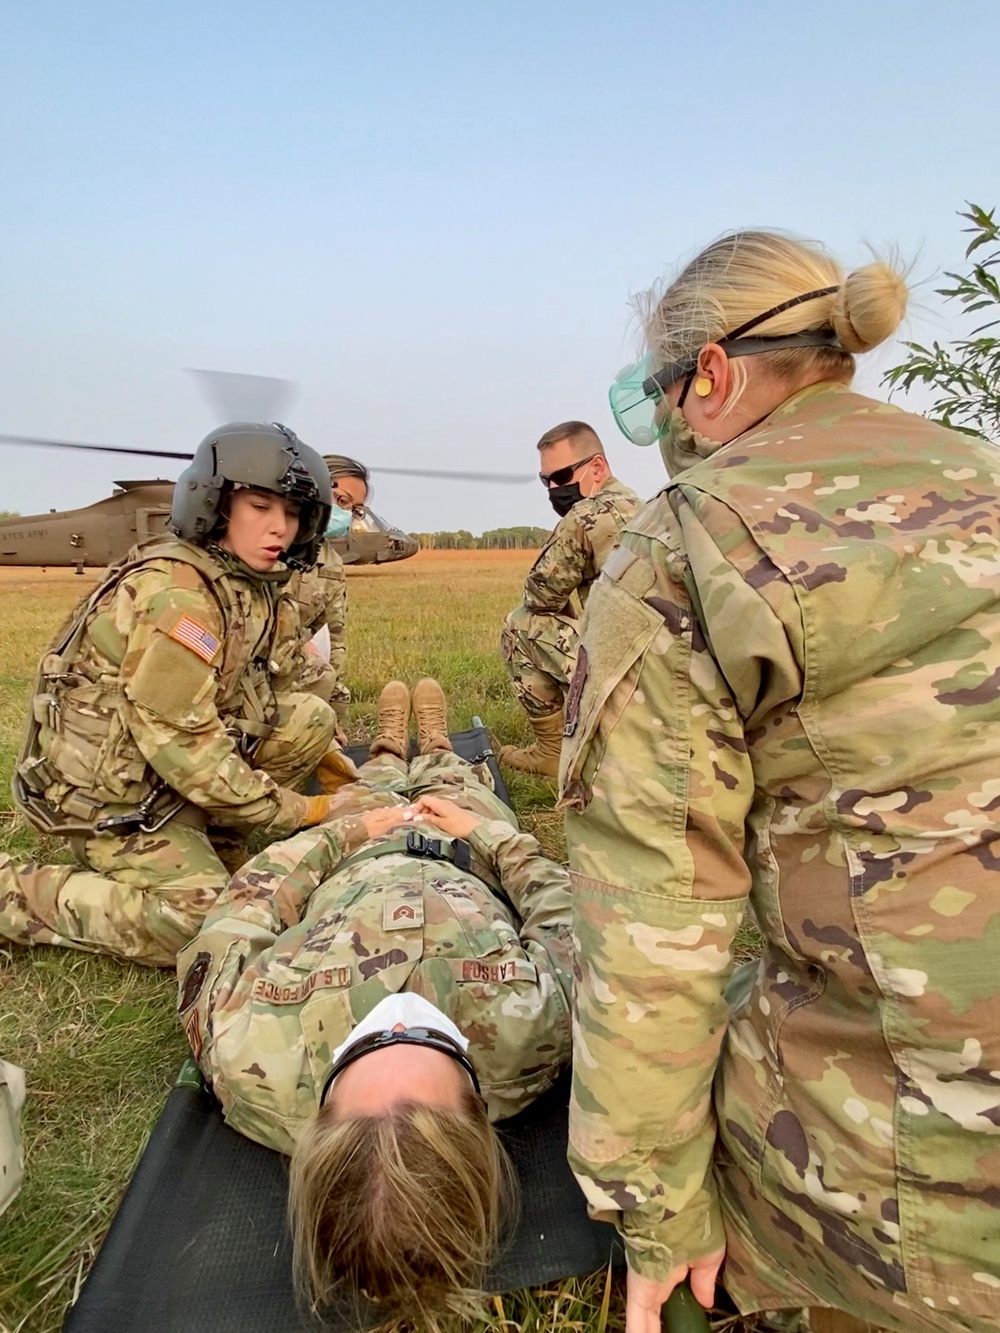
0, 1059, 26, 1216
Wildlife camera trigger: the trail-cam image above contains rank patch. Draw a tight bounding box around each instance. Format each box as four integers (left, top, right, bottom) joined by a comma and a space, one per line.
168, 615, 222, 664
383, 897, 424, 930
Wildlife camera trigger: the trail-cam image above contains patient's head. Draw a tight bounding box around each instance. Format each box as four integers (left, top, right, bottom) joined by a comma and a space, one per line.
288, 1080, 513, 1328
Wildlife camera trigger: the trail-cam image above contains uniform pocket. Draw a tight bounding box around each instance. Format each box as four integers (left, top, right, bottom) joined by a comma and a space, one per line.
269, 592, 305, 679
42, 682, 120, 791
560, 554, 664, 811
92, 709, 150, 801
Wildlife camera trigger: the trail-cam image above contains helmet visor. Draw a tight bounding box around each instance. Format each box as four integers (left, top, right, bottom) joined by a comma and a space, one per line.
609, 356, 664, 447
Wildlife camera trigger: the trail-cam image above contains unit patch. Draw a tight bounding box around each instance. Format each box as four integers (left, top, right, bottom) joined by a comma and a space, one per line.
564, 643, 589, 737
179, 951, 212, 1012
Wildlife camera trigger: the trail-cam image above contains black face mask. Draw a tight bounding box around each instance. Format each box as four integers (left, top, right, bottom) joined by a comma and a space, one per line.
548, 481, 583, 517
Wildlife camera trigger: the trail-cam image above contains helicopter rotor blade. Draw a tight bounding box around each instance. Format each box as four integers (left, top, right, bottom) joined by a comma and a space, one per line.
0, 435, 535, 484
0, 433, 195, 461
367, 465, 535, 484
186, 369, 297, 423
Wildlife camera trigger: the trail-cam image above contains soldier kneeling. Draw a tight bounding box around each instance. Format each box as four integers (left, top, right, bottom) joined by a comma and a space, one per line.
1, 423, 358, 968
176, 678, 573, 1327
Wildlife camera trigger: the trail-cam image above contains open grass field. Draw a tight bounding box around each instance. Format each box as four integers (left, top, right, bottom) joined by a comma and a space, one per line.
0, 549, 755, 1333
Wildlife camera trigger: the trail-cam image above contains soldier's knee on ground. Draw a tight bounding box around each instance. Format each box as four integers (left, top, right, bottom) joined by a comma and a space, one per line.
257, 692, 337, 788
0, 850, 225, 968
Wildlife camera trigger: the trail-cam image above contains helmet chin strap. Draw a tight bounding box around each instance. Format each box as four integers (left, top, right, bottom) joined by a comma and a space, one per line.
207, 543, 295, 586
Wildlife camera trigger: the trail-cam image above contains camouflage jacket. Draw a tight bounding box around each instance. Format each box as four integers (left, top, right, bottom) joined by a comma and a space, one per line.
0, 1059, 25, 1218
522, 476, 640, 616
20, 539, 313, 834
272, 538, 348, 704
177, 814, 574, 1154
561, 384, 1000, 1331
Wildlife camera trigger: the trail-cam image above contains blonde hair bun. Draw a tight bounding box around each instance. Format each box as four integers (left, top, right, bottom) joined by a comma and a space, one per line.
833, 261, 909, 354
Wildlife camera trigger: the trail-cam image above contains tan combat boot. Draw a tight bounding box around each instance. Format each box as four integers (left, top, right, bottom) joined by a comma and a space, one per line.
499, 710, 564, 779
369, 681, 411, 759
412, 678, 453, 754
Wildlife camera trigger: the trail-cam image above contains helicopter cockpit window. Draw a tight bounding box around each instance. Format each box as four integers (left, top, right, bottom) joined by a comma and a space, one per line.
350, 507, 390, 534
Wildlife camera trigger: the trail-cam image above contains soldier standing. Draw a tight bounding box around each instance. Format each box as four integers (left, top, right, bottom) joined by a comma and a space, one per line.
562, 231, 1000, 1333
1, 423, 357, 968
274, 455, 371, 731
177, 677, 573, 1327
499, 421, 639, 777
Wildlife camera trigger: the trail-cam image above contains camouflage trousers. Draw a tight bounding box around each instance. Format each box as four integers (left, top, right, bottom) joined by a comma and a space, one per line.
500, 604, 579, 718
763, 1310, 890, 1333
0, 692, 334, 969
318, 749, 514, 826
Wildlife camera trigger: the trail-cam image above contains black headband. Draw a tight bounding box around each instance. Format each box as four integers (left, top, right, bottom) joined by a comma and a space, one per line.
643, 285, 842, 397
320, 1026, 482, 1104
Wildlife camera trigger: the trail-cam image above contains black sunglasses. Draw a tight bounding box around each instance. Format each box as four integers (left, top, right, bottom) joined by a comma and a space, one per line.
538, 453, 599, 488
320, 1026, 482, 1104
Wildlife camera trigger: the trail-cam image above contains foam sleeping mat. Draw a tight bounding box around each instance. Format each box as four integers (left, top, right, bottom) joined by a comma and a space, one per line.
64, 726, 622, 1332
63, 1065, 621, 1333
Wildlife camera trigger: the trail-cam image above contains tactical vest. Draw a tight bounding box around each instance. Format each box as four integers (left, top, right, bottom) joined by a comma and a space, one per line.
14, 538, 285, 835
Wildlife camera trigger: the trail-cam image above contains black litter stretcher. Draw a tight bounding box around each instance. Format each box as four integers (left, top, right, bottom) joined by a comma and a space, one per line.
63, 724, 623, 1333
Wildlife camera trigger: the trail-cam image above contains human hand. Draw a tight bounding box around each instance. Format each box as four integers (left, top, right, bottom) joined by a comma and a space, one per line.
410, 795, 484, 840
625, 1250, 724, 1333
360, 806, 414, 839
334, 724, 349, 748
314, 747, 360, 794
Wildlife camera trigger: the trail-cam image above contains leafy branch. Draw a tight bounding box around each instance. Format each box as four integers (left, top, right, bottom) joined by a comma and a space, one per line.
883, 203, 1000, 441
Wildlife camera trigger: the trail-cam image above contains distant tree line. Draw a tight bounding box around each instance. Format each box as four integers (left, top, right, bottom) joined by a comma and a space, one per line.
410, 525, 550, 550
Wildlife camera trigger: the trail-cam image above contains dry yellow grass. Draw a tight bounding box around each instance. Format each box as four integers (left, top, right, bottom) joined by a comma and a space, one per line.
0, 551, 754, 1333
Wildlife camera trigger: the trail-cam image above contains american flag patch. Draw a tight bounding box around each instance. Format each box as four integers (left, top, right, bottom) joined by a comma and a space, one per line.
168, 615, 221, 664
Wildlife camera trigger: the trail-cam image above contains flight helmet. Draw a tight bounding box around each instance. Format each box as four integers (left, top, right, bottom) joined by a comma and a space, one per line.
171, 422, 332, 569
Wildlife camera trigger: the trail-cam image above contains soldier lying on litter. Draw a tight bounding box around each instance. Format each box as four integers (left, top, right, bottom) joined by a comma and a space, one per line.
500, 420, 639, 777
1, 423, 359, 968
272, 454, 371, 734
176, 677, 573, 1328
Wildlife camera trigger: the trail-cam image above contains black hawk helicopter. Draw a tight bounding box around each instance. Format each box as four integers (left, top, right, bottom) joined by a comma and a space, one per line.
0, 371, 533, 572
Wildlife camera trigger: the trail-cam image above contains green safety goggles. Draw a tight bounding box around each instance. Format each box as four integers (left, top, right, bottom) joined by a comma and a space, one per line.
607, 287, 844, 446
608, 355, 666, 447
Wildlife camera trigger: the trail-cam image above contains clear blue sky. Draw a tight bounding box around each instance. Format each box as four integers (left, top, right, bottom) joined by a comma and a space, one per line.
1, 0, 996, 533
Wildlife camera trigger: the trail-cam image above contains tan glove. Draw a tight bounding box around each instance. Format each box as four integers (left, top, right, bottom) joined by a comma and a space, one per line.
299, 794, 337, 826
314, 746, 361, 795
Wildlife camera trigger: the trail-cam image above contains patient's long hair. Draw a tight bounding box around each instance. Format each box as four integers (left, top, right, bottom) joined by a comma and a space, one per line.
288, 1084, 515, 1331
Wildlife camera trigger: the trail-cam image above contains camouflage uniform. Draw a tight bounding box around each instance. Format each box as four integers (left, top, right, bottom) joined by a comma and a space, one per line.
273, 538, 351, 714
501, 477, 641, 717
560, 384, 1000, 1332
1, 539, 336, 967
0, 1059, 26, 1218
177, 750, 574, 1152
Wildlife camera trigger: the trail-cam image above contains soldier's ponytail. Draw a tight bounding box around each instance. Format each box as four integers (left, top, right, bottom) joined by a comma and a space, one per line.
288, 1087, 515, 1330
